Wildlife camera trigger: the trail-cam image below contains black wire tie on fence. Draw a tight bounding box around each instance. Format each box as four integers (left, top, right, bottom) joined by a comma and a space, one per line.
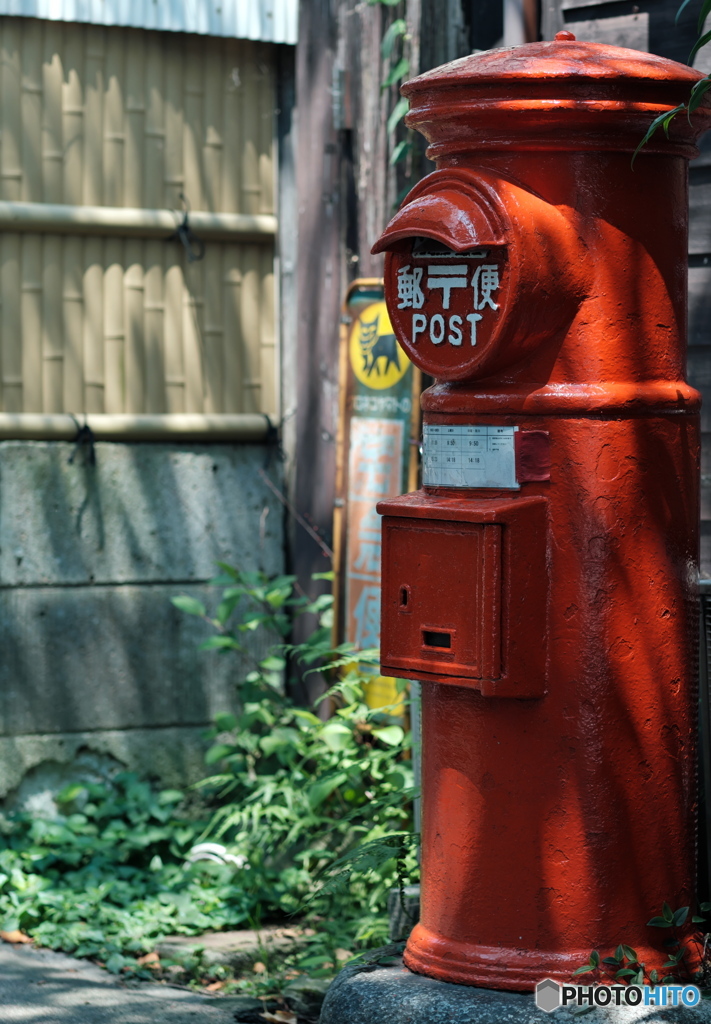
262, 413, 284, 469
68, 415, 96, 466
169, 193, 206, 263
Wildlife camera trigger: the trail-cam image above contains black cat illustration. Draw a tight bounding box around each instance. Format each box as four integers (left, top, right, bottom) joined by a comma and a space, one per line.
358, 317, 401, 377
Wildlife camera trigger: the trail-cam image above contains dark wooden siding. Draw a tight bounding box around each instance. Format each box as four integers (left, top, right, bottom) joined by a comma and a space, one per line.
690, 135, 711, 573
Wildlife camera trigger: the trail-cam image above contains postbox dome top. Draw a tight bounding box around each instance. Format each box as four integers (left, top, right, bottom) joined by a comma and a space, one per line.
401, 36, 711, 159
404, 39, 702, 89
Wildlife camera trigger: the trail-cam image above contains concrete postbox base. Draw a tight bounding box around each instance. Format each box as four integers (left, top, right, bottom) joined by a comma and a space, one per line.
318, 947, 711, 1024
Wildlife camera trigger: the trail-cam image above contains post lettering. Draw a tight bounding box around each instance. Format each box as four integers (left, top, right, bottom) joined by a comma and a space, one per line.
412, 313, 427, 344
430, 314, 445, 344
466, 312, 482, 346
448, 315, 463, 346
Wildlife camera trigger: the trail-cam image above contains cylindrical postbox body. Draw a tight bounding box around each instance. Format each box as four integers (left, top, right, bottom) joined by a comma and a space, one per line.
373, 39, 711, 990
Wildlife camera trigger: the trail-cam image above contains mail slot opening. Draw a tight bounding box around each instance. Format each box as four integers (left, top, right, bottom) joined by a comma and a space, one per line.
423, 630, 452, 649
411, 236, 489, 260
400, 586, 410, 609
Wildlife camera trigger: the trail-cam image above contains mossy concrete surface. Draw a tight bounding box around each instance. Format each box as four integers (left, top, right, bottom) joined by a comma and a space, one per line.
0, 440, 284, 801
156, 925, 306, 972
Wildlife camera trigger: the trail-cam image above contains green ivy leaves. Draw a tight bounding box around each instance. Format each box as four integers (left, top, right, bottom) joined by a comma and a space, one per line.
647, 903, 689, 928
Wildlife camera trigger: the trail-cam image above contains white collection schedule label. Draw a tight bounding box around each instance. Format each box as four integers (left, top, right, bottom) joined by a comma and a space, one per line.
422, 424, 519, 489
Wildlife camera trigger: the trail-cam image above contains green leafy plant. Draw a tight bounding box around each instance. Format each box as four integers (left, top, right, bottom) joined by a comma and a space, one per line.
0, 566, 418, 1000
573, 901, 711, 1007
0, 773, 250, 971
363, 0, 413, 173
679, 0, 711, 62
633, 1, 711, 162
172, 565, 419, 949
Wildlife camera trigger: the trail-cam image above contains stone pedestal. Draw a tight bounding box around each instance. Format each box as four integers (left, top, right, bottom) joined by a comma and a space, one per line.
318, 947, 711, 1024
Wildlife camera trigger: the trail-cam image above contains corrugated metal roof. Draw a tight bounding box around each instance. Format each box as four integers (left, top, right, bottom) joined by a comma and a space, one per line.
0, 0, 298, 43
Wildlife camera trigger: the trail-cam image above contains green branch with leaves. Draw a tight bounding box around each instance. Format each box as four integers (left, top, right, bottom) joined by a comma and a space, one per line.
172, 566, 419, 937
367, 0, 413, 173
634, 0, 711, 161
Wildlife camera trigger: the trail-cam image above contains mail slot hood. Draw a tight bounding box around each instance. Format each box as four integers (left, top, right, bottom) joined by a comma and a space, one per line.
372, 180, 506, 255
372, 168, 588, 382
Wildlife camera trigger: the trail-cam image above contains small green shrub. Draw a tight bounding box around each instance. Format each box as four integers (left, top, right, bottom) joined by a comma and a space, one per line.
174, 566, 419, 949
0, 566, 419, 988
0, 773, 250, 971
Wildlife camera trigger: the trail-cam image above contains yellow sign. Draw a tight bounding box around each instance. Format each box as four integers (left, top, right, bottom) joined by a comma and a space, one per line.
363, 674, 406, 717
349, 301, 409, 390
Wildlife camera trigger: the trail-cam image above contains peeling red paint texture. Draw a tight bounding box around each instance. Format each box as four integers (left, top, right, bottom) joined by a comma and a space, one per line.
372, 37, 711, 990
516, 430, 551, 482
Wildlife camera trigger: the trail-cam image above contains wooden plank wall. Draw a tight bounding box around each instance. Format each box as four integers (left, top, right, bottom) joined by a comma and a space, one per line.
0, 18, 277, 417
543, 0, 699, 62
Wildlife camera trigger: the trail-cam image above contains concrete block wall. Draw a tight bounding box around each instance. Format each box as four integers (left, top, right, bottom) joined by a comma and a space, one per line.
0, 440, 285, 804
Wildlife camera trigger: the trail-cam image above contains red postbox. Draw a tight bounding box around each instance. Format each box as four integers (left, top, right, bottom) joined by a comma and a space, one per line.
373, 36, 711, 990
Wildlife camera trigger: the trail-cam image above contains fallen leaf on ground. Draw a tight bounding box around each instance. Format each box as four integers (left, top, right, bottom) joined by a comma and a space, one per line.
0, 930, 32, 944
204, 980, 225, 991
136, 952, 160, 967
260, 1012, 297, 1024
334, 948, 353, 962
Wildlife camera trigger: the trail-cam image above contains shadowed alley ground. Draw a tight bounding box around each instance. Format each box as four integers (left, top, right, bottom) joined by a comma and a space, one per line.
0, 942, 253, 1023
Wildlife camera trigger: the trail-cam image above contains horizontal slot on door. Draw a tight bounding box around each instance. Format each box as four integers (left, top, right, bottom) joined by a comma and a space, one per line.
422, 630, 452, 649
